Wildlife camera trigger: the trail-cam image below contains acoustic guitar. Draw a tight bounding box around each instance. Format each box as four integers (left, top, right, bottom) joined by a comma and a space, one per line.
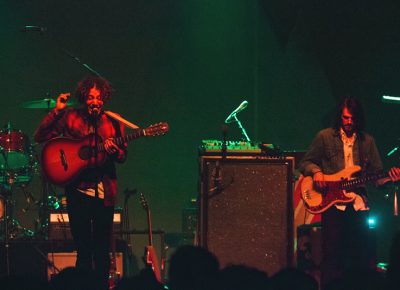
41, 122, 169, 186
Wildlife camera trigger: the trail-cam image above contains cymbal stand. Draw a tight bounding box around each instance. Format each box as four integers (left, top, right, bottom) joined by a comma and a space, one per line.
394, 185, 399, 216
1, 150, 14, 276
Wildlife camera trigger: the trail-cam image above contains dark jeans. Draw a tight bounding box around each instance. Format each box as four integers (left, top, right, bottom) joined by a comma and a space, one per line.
321, 206, 373, 288
66, 189, 114, 290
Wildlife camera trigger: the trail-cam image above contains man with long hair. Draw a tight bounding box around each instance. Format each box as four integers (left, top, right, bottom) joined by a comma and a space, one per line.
35, 75, 127, 290
299, 97, 400, 288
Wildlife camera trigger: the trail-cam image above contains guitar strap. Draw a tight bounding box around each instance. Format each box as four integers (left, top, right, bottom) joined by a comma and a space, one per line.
357, 133, 368, 174
104, 110, 139, 129
357, 133, 369, 198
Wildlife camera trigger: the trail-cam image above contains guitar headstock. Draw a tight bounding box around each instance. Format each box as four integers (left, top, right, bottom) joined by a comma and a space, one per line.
139, 192, 149, 210
144, 122, 169, 137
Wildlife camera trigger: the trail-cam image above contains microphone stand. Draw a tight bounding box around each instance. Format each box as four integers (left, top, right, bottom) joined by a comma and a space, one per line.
62, 49, 102, 77
92, 114, 100, 199
23, 27, 103, 77
232, 114, 251, 142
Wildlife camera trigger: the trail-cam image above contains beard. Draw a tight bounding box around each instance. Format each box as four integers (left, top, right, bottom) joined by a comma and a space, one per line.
342, 124, 355, 135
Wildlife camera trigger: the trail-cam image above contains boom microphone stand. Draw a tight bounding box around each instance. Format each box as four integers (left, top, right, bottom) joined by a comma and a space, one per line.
22, 25, 103, 78
231, 114, 251, 142
224, 100, 251, 142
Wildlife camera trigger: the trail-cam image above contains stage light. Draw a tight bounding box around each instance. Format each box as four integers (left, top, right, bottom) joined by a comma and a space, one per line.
368, 217, 377, 229
376, 262, 388, 272
382, 95, 400, 104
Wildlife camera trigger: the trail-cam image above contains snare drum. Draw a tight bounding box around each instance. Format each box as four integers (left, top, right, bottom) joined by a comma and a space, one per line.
0, 130, 30, 171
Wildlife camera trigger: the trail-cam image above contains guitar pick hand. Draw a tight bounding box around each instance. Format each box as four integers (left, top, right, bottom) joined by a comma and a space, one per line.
104, 138, 123, 157
313, 171, 327, 188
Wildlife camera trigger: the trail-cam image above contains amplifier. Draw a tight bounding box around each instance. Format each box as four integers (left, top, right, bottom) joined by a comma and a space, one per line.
47, 252, 123, 280
198, 155, 294, 275
48, 211, 122, 240
199, 140, 280, 155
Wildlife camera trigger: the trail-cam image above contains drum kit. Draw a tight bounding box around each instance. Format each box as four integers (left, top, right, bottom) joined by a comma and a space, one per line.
0, 98, 70, 241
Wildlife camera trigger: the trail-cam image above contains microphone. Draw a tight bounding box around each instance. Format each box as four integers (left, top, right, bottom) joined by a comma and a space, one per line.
92, 107, 102, 116
387, 138, 400, 157
21, 25, 47, 32
387, 146, 399, 157
89, 104, 102, 116
225, 100, 248, 123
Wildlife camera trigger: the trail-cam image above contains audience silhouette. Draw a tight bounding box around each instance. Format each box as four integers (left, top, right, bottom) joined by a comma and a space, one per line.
4, 235, 400, 290
167, 245, 219, 290
217, 264, 270, 290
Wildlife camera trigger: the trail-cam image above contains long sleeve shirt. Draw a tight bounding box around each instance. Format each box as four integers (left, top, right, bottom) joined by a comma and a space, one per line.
34, 108, 127, 206
299, 127, 383, 209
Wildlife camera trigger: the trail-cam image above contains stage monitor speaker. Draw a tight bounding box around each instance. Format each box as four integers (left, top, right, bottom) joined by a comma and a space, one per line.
199, 155, 294, 275
47, 252, 124, 281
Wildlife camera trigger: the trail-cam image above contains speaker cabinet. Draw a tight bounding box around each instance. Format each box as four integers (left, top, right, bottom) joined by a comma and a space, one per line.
47, 252, 124, 280
48, 212, 122, 240
199, 155, 294, 275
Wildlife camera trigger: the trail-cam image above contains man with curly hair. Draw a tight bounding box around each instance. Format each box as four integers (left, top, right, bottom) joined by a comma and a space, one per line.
35, 75, 127, 290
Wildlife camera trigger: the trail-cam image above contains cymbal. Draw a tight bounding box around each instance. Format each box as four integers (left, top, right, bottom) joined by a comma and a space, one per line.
22, 98, 74, 109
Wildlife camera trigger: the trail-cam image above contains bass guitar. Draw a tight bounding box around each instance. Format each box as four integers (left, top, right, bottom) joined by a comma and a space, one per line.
139, 192, 162, 283
301, 165, 387, 214
41, 122, 169, 186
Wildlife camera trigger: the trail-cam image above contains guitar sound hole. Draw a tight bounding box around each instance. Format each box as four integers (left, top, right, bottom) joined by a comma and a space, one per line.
79, 146, 92, 160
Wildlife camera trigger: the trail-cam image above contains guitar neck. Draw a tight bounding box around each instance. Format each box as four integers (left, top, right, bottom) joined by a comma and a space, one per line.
147, 208, 153, 246
341, 171, 388, 190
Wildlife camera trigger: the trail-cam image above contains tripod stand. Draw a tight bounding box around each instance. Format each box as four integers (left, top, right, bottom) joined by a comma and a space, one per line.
1, 174, 17, 276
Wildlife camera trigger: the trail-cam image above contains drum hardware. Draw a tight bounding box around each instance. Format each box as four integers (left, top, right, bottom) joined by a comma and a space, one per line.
2, 178, 15, 275
35, 189, 65, 239
20, 184, 39, 213
0, 122, 41, 276
1, 178, 35, 275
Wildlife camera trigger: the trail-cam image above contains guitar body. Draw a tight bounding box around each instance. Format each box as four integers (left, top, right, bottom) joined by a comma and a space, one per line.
41, 122, 169, 186
41, 135, 106, 186
140, 192, 162, 283
108, 253, 119, 290
301, 166, 361, 214
145, 245, 162, 283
